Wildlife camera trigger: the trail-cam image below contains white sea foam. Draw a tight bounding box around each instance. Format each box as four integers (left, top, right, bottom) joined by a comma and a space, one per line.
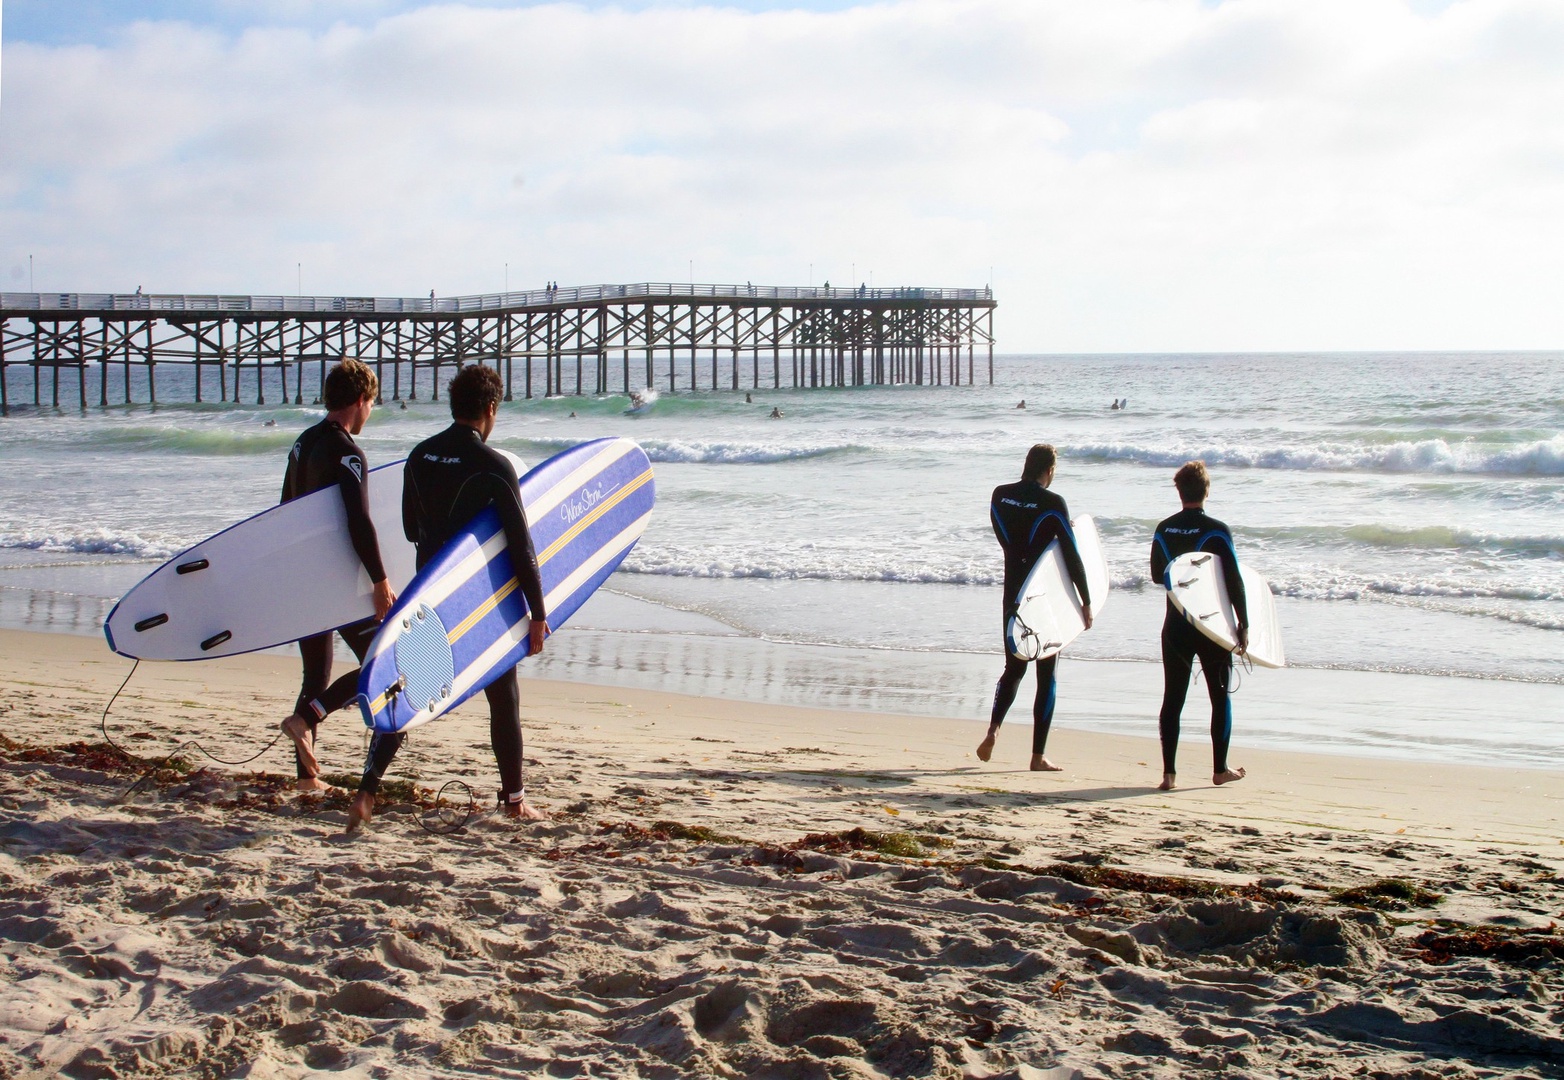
639, 440, 859, 465
1071, 434, 1564, 476
0, 528, 180, 560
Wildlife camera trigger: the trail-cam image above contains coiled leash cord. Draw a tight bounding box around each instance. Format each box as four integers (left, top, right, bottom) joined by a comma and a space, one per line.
101, 660, 286, 802
100, 661, 481, 831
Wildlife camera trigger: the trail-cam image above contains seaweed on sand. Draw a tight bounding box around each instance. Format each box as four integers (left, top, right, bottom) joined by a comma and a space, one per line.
1331, 878, 1444, 911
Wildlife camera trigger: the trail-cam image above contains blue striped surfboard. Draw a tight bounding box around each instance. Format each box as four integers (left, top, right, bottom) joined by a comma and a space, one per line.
357, 437, 654, 733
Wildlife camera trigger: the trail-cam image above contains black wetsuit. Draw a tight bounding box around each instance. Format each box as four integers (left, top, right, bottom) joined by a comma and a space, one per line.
359, 424, 547, 803
280, 419, 387, 779
989, 479, 1091, 755
1150, 508, 1248, 776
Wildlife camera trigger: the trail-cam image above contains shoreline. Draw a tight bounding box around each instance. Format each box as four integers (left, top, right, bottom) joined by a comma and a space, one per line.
10, 569, 1564, 770
4, 626, 1564, 1077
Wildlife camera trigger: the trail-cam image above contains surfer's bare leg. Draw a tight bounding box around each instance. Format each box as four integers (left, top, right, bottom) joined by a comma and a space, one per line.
1030, 754, 1062, 772
280, 713, 325, 787
976, 724, 998, 762
346, 790, 374, 833
1158, 772, 1177, 791
1214, 767, 1246, 786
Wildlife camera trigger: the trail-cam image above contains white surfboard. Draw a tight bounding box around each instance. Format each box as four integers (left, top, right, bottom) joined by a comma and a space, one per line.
1166, 552, 1284, 668
105, 448, 532, 662
1006, 515, 1110, 661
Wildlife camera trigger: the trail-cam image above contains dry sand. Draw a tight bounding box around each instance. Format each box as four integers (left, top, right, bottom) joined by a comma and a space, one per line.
1, 627, 1562, 1079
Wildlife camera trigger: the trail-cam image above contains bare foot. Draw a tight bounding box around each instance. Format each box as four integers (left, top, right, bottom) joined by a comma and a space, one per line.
1157, 772, 1177, 791
502, 799, 549, 821
345, 791, 374, 833
1214, 767, 1246, 786
280, 713, 319, 778
976, 729, 997, 762
1029, 755, 1062, 772
294, 776, 330, 792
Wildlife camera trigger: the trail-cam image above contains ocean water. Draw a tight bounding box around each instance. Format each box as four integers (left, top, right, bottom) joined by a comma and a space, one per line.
3, 352, 1561, 767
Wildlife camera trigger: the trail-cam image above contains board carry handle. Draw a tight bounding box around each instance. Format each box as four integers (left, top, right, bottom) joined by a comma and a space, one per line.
134, 614, 169, 632
176, 559, 210, 575
200, 630, 232, 651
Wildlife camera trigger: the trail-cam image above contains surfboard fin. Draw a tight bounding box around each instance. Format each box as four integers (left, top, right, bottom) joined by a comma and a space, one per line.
176, 559, 210, 575
200, 630, 232, 651
134, 614, 169, 632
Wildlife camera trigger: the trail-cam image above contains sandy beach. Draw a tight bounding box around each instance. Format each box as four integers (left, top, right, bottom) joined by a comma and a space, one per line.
2, 626, 1562, 1079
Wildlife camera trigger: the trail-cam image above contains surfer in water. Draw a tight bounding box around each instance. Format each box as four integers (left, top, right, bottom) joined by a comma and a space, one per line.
978, 444, 1092, 772
1150, 460, 1247, 790
348, 364, 550, 831
277, 359, 396, 791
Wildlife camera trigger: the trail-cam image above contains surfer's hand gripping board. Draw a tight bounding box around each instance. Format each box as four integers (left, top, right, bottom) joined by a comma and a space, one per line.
1165, 551, 1285, 668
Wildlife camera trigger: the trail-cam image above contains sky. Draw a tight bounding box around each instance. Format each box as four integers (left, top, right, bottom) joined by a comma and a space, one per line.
3, 0, 1562, 353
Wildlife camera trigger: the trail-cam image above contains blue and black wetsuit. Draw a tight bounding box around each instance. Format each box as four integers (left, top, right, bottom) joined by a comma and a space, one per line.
990, 479, 1091, 755
1150, 508, 1247, 776
281, 418, 387, 779
359, 424, 547, 805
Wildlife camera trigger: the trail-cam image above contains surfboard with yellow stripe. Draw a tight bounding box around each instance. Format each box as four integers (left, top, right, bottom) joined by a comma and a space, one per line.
356, 437, 654, 733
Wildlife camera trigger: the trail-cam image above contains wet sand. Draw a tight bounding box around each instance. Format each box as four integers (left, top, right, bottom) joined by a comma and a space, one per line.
2, 628, 1562, 1078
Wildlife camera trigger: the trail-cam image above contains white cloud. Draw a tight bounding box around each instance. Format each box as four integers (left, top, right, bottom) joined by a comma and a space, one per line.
3, 0, 1564, 350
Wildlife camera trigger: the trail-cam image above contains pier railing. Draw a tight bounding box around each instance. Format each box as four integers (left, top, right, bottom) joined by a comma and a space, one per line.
0, 283, 993, 315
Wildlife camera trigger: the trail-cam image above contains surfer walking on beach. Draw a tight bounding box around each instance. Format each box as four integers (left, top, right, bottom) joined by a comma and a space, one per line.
978, 444, 1092, 772
348, 364, 549, 831
1151, 460, 1247, 791
278, 359, 396, 791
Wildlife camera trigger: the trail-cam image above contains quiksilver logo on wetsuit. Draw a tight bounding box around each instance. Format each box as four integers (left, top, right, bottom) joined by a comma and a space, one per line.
342, 455, 363, 483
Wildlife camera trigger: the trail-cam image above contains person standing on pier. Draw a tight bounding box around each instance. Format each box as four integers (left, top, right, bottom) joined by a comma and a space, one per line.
1150, 460, 1247, 790
978, 444, 1092, 771
277, 359, 395, 789
348, 364, 549, 831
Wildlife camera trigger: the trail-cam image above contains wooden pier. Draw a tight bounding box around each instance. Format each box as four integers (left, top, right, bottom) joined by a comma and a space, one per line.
0, 283, 995, 414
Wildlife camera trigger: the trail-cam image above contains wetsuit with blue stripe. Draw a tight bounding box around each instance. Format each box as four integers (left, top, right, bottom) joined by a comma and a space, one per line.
990, 479, 1091, 755
1150, 507, 1248, 776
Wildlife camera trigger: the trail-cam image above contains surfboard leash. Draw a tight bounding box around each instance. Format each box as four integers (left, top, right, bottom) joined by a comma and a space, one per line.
100, 659, 289, 802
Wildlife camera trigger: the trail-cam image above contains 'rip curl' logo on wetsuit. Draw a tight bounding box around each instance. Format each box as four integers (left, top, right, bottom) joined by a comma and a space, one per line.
560, 481, 621, 524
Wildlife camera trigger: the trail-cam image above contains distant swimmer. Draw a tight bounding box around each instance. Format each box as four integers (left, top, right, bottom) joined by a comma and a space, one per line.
745, 392, 753, 404
1151, 460, 1246, 791
568, 411, 577, 418
977, 444, 1092, 772
277, 360, 396, 792
263, 419, 277, 427
770, 407, 784, 419
1110, 399, 1121, 411
1016, 400, 1026, 409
